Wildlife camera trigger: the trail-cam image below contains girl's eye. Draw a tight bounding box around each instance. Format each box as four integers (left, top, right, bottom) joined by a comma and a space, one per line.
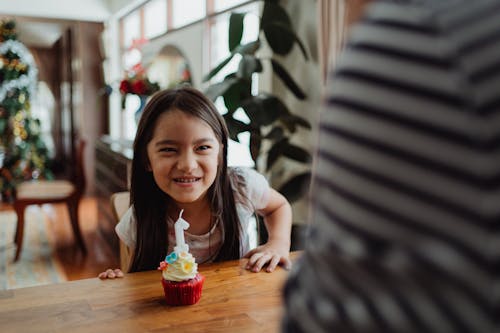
197, 145, 211, 151
159, 147, 176, 153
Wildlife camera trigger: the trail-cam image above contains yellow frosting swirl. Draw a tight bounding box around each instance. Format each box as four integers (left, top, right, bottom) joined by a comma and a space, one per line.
161, 250, 198, 282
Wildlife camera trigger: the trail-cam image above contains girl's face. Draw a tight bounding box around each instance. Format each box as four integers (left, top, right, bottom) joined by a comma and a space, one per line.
146, 108, 221, 207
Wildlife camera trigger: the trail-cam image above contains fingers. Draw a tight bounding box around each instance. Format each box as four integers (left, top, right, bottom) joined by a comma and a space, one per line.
246, 253, 282, 273
264, 255, 291, 272
281, 257, 292, 271
246, 252, 269, 272
245, 251, 292, 273
106, 269, 116, 279
98, 268, 124, 279
265, 255, 281, 272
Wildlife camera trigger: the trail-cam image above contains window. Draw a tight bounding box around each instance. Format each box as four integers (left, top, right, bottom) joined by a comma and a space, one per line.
144, 0, 168, 39
122, 10, 141, 48
119, 0, 256, 52
213, 0, 248, 12
171, 0, 206, 28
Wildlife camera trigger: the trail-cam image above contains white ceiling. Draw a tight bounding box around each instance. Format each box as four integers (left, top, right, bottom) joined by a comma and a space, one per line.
0, 0, 139, 47
0, 0, 136, 22
13, 21, 66, 48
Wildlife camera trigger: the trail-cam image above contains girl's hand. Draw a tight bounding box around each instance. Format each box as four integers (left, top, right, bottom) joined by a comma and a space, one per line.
244, 188, 292, 273
98, 268, 124, 279
244, 241, 292, 273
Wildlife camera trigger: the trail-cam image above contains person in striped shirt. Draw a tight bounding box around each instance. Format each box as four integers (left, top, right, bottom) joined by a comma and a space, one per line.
282, 0, 500, 332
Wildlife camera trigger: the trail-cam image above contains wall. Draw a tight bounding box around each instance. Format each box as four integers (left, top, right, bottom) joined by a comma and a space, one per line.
269, 0, 321, 226
141, 23, 205, 90
73, 22, 108, 194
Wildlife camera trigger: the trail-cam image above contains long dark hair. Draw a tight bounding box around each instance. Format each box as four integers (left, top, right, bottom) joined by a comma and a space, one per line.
128, 86, 241, 272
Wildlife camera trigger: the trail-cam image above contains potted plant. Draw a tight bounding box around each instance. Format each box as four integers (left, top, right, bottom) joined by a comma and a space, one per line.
203, 0, 311, 203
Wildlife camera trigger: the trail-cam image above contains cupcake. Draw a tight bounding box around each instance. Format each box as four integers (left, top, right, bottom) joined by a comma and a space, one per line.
158, 210, 205, 305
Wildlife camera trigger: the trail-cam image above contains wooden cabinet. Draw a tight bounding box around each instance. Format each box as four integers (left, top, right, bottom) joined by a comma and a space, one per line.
94, 136, 132, 257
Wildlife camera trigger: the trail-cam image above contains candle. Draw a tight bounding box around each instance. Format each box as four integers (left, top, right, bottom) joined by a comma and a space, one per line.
174, 209, 190, 253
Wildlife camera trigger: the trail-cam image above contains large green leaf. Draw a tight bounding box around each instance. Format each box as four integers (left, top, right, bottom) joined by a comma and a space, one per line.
261, 3, 293, 55
278, 172, 312, 203
240, 98, 264, 124
222, 81, 241, 112
260, 94, 290, 117
267, 140, 311, 171
282, 143, 312, 163
266, 22, 309, 60
229, 13, 245, 52
224, 114, 251, 142
237, 55, 262, 79
241, 95, 288, 126
261, 2, 291, 29
264, 126, 285, 141
280, 114, 312, 132
266, 138, 288, 171
221, 76, 251, 111
234, 40, 261, 55
204, 76, 239, 101
203, 53, 234, 82
270, 59, 306, 100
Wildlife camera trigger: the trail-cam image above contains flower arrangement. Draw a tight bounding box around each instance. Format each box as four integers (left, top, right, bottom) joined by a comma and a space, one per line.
118, 63, 160, 108
119, 75, 159, 96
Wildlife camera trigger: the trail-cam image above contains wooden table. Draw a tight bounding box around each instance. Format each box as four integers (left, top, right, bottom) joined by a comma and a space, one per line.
0, 252, 300, 332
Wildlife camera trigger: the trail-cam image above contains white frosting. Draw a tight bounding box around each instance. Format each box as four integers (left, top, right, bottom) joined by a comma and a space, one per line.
161, 250, 198, 282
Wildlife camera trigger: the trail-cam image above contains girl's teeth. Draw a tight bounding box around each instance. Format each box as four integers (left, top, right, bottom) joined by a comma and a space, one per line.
177, 178, 198, 183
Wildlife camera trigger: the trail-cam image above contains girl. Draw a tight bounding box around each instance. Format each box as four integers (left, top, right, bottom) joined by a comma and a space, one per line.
100, 87, 292, 278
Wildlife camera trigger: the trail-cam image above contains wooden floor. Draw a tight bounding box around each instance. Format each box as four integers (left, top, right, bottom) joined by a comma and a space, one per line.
0, 195, 120, 281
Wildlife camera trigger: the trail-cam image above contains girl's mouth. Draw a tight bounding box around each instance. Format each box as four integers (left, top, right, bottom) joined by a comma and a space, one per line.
174, 177, 201, 183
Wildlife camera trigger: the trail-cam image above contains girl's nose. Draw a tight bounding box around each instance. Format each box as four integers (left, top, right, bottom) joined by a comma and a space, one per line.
177, 151, 197, 172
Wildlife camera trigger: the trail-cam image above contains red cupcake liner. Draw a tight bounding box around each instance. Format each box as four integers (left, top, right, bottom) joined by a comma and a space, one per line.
161, 273, 205, 305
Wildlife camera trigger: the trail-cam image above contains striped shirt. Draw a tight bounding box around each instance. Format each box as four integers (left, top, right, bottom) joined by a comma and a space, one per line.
282, 0, 500, 332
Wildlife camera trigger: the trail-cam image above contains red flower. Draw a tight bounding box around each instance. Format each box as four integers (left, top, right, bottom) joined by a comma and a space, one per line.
131, 79, 147, 95
118, 64, 160, 98
119, 80, 131, 94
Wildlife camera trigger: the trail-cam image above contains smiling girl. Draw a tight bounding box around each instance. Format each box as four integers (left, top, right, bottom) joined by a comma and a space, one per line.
101, 87, 292, 278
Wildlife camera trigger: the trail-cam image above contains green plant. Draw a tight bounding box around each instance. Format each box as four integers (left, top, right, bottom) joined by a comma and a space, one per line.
203, 0, 311, 203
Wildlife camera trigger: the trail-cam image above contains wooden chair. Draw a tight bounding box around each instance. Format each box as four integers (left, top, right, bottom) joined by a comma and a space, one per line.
12, 139, 88, 261
110, 191, 131, 272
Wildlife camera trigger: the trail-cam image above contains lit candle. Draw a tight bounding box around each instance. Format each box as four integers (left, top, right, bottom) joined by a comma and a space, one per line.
174, 209, 190, 253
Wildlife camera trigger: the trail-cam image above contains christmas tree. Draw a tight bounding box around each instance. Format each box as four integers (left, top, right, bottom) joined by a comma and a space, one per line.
0, 19, 52, 202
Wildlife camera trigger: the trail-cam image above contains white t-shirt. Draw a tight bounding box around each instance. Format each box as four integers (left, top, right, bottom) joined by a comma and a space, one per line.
115, 167, 270, 263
